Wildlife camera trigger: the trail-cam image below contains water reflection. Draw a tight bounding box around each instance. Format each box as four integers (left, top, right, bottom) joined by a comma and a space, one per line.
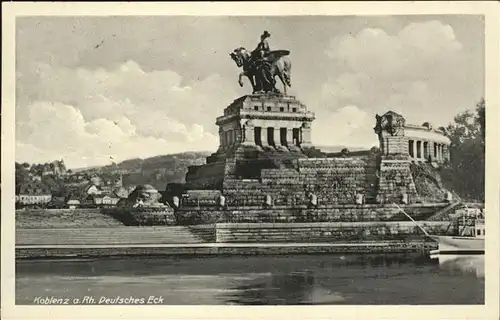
434, 254, 485, 278
16, 253, 484, 305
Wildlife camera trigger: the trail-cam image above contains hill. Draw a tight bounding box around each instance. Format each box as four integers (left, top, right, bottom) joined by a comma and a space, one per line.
76, 146, 370, 190
80, 151, 211, 190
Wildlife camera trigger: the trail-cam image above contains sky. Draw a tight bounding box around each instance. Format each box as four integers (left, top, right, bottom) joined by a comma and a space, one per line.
15, 15, 484, 169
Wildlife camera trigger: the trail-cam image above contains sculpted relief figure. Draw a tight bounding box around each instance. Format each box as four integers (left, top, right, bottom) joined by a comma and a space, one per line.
374, 112, 405, 137
230, 31, 292, 95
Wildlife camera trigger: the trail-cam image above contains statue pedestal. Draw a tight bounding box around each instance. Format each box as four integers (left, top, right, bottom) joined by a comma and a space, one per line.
187, 94, 316, 189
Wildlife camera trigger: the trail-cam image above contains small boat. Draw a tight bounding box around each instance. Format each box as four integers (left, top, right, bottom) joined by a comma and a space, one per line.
392, 203, 485, 256
430, 218, 484, 255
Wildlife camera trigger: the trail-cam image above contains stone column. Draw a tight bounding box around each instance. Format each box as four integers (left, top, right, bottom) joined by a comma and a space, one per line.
286, 128, 294, 146
437, 144, 441, 162
221, 130, 228, 150
234, 129, 241, 146
260, 126, 269, 147
429, 142, 435, 162
226, 130, 232, 146
300, 122, 312, 148
275, 128, 287, 151
218, 127, 225, 151
241, 124, 255, 146
266, 127, 280, 147
420, 140, 425, 160
425, 141, 431, 161
286, 127, 299, 151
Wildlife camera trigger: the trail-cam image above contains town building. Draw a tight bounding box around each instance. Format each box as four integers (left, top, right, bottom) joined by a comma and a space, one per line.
83, 183, 102, 196
66, 194, 81, 210
41, 159, 67, 176
113, 186, 129, 199
16, 182, 52, 205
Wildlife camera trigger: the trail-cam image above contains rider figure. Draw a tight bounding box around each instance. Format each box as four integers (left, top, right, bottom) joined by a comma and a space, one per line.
251, 31, 277, 92
252, 31, 271, 63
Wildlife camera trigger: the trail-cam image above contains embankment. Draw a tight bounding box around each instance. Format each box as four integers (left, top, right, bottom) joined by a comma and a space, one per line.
16, 208, 124, 228
16, 221, 446, 259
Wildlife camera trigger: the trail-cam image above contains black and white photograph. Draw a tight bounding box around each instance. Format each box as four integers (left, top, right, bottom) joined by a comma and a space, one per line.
2, 2, 499, 320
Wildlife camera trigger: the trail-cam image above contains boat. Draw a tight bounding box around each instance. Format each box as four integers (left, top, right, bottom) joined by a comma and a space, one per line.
392, 203, 485, 256
430, 218, 484, 255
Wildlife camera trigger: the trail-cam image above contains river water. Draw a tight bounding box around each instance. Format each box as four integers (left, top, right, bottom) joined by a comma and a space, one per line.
16, 253, 484, 305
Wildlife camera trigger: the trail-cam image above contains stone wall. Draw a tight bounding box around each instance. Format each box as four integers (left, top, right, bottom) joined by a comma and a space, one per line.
182, 135, 442, 212
185, 161, 226, 189
102, 207, 176, 226
16, 241, 437, 259
297, 158, 378, 204
377, 159, 418, 203
175, 203, 448, 225
383, 136, 409, 155
218, 157, 381, 206
180, 190, 223, 210
215, 221, 450, 243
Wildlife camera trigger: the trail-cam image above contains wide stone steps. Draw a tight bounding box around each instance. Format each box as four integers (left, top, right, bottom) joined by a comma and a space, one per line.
427, 202, 462, 221
16, 226, 209, 246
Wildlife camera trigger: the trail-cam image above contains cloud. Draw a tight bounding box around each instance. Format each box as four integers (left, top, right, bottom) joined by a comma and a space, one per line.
326, 21, 463, 79
15, 61, 227, 168
15, 17, 483, 167
16, 101, 219, 168
318, 20, 476, 141
312, 105, 378, 148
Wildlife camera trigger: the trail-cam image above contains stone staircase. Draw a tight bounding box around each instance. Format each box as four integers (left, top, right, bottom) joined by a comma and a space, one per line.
364, 160, 379, 204
16, 226, 211, 246
16, 209, 125, 229
188, 225, 216, 242
426, 202, 462, 221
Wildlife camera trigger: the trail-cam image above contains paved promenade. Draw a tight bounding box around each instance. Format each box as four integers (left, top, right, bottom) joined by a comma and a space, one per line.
17, 241, 415, 249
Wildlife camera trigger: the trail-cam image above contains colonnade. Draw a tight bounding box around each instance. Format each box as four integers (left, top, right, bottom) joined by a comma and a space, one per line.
408, 139, 449, 162
219, 124, 311, 150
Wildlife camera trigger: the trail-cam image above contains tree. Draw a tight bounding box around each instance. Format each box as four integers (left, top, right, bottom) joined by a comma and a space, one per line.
441, 98, 485, 201
15, 162, 30, 191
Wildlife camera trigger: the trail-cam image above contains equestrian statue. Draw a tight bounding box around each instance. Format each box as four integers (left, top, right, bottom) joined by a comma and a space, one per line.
230, 31, 292, 94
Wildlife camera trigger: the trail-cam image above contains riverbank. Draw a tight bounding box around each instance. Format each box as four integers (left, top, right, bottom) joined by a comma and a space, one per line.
16, 222, 444, 258
16, 240, 437, 259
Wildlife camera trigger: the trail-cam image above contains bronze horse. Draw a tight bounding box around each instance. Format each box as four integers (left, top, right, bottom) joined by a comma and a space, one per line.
230, 47, 291, 94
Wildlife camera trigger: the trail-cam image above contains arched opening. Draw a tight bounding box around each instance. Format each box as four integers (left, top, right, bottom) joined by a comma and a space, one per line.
408, 140, 414, 157
292, 128, 300, 146
254, 127, 262, 146
416, 141, 422, 158
280, 128, 287, 146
